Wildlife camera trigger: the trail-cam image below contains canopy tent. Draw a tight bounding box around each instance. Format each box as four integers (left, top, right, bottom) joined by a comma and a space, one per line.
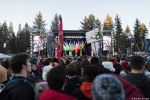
0, 53, 12, 61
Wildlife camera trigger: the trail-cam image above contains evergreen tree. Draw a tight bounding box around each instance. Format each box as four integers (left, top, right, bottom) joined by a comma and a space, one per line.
15, 24, 22, 53
133, 18, 142, 52
0, 23, 4, 53
24, 23, 30, 53
81, 16, 88, 30
9, 33, 16, 54
103, 14, 113, 30
141, 23, 148, 51
51, 13, 59, 30
8, 22, 15, 54
114, 14, 123, 53
25, 23, 30, 31
8, 22, 14, 38
2, 21, 9, 54
15, 24, 30, 53
81, 14, 101, 31
103, 14, 113, 36
33, 11, 46, 35
124, 25, 131, 53
18, 24, 21, 34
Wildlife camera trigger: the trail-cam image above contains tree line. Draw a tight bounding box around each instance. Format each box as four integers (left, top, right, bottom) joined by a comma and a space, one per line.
0, 12, 148, 55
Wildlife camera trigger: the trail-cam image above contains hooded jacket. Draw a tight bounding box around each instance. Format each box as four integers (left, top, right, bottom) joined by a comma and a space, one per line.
112, 74, 145, 100
123, 73, 150, 98
72, 82, 92, 100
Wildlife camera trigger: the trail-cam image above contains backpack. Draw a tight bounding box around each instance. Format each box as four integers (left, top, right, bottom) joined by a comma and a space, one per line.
0, 79, 38, 100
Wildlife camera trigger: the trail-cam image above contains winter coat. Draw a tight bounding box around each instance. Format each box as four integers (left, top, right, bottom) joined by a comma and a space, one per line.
112, 74, 145, 100
2, 76, 35, 100
123, 73, 150, 98
38, 89, 77, 100
65, 76, 83, 94
72, 82, 92, 100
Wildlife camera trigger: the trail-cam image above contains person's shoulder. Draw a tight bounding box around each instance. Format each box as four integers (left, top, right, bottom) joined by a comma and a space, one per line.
72, 87, 81, 95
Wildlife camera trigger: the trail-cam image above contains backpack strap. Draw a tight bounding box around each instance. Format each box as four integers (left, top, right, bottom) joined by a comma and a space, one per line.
5, 79, 38, 99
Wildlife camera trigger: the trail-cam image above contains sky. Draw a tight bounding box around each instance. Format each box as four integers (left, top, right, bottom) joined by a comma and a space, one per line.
0, 0, 150, 37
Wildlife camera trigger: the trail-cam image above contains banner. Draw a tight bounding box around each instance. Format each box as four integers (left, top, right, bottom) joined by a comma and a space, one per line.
57, 15, 63, 61
85, 28, 101, 44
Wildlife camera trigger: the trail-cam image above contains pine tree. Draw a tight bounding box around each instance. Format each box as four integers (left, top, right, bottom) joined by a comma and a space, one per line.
81, 14, 101, 31
133, 18, 142, 52
141, 23, 148, 51
15, 24, 22, 53
124, 25, 131, 53
8, 22, 14, 38
81, 16, 88, 30
0, 23, 4, 53
114, 14, 123, 53
15, 24, 30, 53
9, 33, 16, 54
33, 11, 46, 35
24, 23, 30, 53
103, 14, 113, 36
2, 21, 9, 54
51, 13, 59, 30
103, 14, 113, 30
8, 22, 15, 54
25, 23, 30, 31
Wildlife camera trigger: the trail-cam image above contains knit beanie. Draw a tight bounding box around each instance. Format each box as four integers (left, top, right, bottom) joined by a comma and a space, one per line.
92, 74, 125, 100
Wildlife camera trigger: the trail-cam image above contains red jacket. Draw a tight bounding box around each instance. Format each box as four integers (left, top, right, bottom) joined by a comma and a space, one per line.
112, 74, 145, 100
38, 89, 77, 100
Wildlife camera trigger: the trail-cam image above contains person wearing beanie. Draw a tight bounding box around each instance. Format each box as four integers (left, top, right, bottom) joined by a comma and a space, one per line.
42, 62, 59, 81
92, 74, 125, 100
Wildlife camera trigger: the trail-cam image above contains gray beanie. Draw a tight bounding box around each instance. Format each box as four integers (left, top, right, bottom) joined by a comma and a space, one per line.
92, 74, 125, 100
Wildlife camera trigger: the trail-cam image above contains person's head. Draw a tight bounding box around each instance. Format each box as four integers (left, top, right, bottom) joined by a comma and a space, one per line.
52, 58, 59, 63
65, 59, 70, 65
102, 56, 108, 61
9, 54, 31, 74
92, 74, 125, 100
90, 57, 99, 65
46, 66, 66, 90
130, 56, 145, 71
43, 58, 52, 66
2, 59, 9, 69
83, 65, 100, 83
82, 55, 88, 60
66, 64, 77, 76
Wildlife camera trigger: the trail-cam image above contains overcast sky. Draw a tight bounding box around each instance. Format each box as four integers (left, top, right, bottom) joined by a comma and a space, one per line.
0, 0, 150, 37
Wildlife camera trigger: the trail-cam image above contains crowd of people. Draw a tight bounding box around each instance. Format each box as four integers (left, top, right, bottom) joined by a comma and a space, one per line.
0, 54, 150, 100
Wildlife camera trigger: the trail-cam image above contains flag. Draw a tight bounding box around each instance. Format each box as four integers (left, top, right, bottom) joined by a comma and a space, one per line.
57, 15, 63, 61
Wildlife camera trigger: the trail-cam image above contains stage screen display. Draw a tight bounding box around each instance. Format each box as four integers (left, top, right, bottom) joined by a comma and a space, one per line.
33, 36, 43, 52
103, 36, 111, 51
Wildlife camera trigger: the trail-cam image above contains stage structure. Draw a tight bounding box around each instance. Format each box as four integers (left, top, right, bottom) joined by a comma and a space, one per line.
52, 30, 88, 57
30, 29, 46, 58
85, 29, 115, 57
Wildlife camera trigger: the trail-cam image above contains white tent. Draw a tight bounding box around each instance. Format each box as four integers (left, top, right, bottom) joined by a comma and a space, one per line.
0, 53, 12, 59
